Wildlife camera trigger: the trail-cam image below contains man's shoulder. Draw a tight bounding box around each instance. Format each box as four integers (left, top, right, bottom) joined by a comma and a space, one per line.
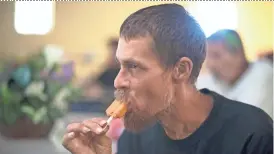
225, 101, 273, 154
216, 94, 273, 133
205, 92, 273, 153
233, 104, 272, 133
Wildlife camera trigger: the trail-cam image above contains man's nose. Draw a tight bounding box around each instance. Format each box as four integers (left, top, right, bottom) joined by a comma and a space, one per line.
114, 69, 129, 89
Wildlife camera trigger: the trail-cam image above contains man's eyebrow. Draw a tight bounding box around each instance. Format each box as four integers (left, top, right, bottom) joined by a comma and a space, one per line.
116, 57, 143, 65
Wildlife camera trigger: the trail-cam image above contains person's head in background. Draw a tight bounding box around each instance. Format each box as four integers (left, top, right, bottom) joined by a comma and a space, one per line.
107, 37, 119, 69
206, 29, 249, 84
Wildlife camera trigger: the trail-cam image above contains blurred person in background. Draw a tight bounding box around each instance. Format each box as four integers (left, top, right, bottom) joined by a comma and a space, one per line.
83, 38, 120, 103
196, 29, 273, 118
97, 38, 120, 90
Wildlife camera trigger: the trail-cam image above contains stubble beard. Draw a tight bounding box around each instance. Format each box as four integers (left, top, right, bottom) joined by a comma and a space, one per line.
123, 109, 157, 133
124, 88, 174, 133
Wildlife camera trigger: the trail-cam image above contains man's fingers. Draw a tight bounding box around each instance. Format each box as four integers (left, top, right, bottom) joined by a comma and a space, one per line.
91, 118, 110, 134
62, 132, 76, 147
82, 120, 103, 135
82, 118, 108, 135
65, 118, 109, 140
66, 123, 91, 134
91, 118, 108, 127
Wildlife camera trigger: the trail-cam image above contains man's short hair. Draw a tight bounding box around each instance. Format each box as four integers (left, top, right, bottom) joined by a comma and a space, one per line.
207, 29, 244, 54
119, 4, 206, 82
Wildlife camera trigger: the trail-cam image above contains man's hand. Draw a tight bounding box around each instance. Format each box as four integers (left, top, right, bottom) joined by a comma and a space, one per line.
62, 118, 112, 154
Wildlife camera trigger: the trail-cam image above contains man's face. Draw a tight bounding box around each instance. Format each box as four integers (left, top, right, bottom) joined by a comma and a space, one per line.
206, 41, 241, 82
114, 37, 174, 132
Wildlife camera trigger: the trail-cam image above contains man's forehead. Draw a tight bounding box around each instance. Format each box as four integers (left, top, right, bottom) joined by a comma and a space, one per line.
116, 37, 156, 61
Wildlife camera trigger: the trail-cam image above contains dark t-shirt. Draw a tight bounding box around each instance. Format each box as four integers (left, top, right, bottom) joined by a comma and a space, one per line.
117, 89, 273, 154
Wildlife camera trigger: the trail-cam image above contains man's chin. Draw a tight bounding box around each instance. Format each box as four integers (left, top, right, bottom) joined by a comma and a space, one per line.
123, 112, 155, 133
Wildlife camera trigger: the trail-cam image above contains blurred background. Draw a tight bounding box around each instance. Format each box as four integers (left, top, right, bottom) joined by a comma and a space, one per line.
0, 1, 272, 154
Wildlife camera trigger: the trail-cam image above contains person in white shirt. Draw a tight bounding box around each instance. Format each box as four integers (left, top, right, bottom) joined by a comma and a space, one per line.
196, 29, 273, 118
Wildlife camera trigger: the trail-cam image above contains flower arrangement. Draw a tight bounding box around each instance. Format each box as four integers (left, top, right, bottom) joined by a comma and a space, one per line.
0, 46, 81, 132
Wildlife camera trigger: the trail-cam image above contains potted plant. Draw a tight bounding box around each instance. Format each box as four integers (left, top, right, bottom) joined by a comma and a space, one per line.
0, 47, 81, 139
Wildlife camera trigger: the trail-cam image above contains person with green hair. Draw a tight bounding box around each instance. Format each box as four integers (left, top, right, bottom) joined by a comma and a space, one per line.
196, 29, 273, 118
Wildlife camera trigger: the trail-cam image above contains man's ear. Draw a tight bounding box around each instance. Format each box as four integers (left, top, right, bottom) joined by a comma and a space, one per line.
172, 57, 193, 82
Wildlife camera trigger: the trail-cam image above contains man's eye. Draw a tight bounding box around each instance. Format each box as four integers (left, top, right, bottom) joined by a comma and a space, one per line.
128, 63, 138, 69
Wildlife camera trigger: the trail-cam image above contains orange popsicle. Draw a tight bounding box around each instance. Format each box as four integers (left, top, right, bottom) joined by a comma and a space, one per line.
104, 100, 127, 127
106, 100, 127, 118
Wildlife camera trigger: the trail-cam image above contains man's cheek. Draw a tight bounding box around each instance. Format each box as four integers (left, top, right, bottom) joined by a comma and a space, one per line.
130, 91, 143, 110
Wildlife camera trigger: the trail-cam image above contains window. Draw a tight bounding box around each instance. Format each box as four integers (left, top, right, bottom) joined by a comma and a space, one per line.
188, 2, 238, 37
14, 1, 55, 35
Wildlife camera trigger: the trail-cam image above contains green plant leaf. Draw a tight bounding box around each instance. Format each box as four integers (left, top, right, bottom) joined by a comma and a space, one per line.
45, 81, 64, 102
47, 106, 64, 121
28, 53, 46, 73
0, 105, 3, 122
1, 83, 12, 104
3, 105, 20, 125
26, 96, 46, 109
21, 105, 35, 119
0, 51, 82, 125
42, 114, 50, 124
33, 106, 47, 124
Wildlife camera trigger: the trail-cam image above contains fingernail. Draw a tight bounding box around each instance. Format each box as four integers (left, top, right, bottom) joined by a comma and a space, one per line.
68, 132, 75, 138
96, 127, 103, 134
83, 127, 91, 133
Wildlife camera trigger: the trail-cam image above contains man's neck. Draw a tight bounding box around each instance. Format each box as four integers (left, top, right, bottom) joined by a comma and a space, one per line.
157, 88, 213, 140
